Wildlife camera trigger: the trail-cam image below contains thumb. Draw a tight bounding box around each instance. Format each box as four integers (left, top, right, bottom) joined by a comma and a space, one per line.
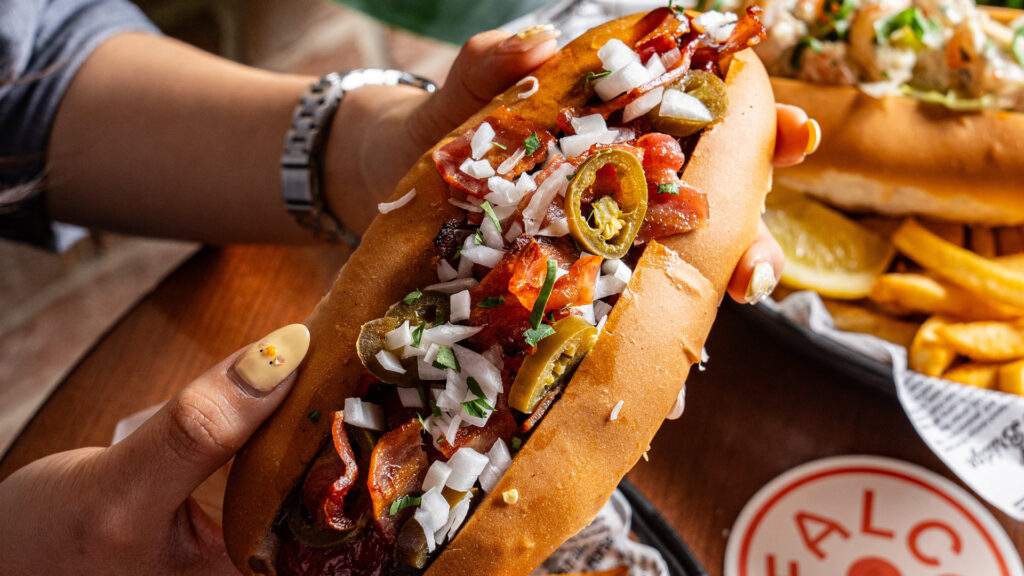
105, 324, 310, 511
411, 25, 560, 147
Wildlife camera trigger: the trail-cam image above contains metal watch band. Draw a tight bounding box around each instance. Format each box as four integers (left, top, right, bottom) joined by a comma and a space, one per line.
281, 69, 438, 245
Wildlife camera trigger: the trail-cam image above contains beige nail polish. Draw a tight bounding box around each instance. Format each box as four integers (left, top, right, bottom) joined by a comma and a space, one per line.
234, 324, 310, 392
745, 261, 778, 305
804, 118, 821, 154
499, 24, 561, 53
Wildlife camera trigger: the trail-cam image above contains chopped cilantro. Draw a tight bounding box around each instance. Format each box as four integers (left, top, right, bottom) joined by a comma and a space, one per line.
1014, 28, 1024, 67
416, 412, 428, 431
790, 36, 823, 69
566, 172, 576, 181
403, 290, 422, 305
658, 182, 680, 195
491, 141, 508, 150
477, 296, 505, 308
390, 494, 422, 515
433, 345, 460, 372
430, 398, 442, 418
411, 323, 425, 348
510, 437, 523, 451
474, 228, 484, 245
523, 132, 541, 156
466, 376, 485, 398
528, 259, 557, 331
307, 410, 321, 424
462, 397, 494, 418
524, 323, 556, 347
481, 201, 503, 234
583, 70, 611, 88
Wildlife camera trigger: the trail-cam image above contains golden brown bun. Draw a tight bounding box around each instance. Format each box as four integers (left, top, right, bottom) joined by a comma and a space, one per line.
771, 7, 1024, 226
222, 12, 775, 576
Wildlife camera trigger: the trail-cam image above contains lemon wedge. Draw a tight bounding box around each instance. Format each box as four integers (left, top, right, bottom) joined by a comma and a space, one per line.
764, 192, 895, 300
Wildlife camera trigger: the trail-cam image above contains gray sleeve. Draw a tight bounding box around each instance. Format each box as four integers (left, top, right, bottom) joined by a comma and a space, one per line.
0, 0, 159, 247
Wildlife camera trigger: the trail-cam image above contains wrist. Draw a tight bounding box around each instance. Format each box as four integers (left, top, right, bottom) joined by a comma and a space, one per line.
323, 85, 432, 235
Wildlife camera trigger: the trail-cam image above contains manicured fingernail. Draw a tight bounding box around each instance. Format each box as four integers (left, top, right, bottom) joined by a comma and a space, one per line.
233, 324, 310, 393
745, 261, 778, 305
804, 118, 821, 155
498, 24, 561, 53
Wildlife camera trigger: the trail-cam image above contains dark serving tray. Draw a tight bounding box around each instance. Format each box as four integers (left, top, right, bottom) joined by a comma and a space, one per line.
619, 480, 709, 576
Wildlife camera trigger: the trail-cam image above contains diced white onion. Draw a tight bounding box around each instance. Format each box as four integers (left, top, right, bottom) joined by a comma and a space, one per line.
667, 386, 686, 420
623, 86, 664, 123
414, 488, 450, 552
418, 359, 447, 380
614, 127, 637, 143
444, 494, 473, 542
402, 342, 426, 359
343, 398, 385, 431
378, 188, 416, 214
459, 158, 496, 180
570, 114, 607, 135
559, 130, 617, 159
660, 89, 713, 122
423, 324, 483, 345
596, 314, 609, 334
452, 344, 503, 398
593, 300, 613, 323
485, 176, 520, 205
425, 277, 479, 294
602, 258, 632, 277
479, 464, 503, 494
598, 38, 640, 71
693, 10, 737, 40
470, 122, 496, 160
504, 220, 524, 243
437, 259, 458, 282
699, 347, 709, 371
594, 260, 632, 300
457, 248, 474, 278
483, 345, 504, 371
397, 386, 424, 408
572, 303, 596, 325
516, 173, 536, 195
714, 22, 736, 42
446, 447, 490, 491
385, 320, 412, 349
661, 47, 682, 69
450, 290, 471, 323
522, 163, 573, 235
537, 218, 569, 237
593, 61, 650, 101
488, 439, 512, 470
422, 460, 452, 494
645, 53, 667, 77
444, 413, 462, 445
423, 343, 441, 365
545, 140, 562, 163
461, 244, 504, 268
497, 147, 527, 175
448, 197, 483, 213
609, 399, 624, 421
480, 216, 504, 250
515, 75, 540, 99
375, 348, 406, 374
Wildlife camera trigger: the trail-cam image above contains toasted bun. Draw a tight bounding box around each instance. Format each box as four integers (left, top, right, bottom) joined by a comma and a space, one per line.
223, 13, 775, 576
771, 7, 1024, 226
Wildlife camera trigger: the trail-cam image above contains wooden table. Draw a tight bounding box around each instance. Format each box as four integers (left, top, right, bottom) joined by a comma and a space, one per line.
2, 244, 1021, 574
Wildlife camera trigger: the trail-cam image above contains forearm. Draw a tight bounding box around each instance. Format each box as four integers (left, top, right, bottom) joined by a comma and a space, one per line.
46, 33, 317, 243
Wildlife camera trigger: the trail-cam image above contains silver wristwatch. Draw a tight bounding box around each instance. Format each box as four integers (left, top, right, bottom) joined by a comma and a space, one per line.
281, 69, 437, 245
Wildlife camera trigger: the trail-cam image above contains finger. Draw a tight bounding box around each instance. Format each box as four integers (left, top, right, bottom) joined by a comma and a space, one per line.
104, 324, 310, 511
411, 25, 560, 146
727, 220, 784, 304
774, 103, 820, 167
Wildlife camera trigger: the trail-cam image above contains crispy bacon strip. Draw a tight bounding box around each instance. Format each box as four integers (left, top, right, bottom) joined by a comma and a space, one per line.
302, 412, 360, 531
635, 7, 690, 61
367, 420, 428, 542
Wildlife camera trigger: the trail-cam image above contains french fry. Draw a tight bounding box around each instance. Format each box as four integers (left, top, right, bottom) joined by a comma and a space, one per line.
997, 253, 1024, 273
943, 363, 999, 389
997, 227, 1024, 256
891, 219, 1024, 310
938, 320, 1024, 363
822, 298, 920, 348
870, 273, 1024, 321
998, 360, 1024, 396
909, 316, 957, 377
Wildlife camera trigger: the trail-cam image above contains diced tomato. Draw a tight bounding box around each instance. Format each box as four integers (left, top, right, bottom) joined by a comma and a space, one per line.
636, 133, 685, 185
635, 7, 688, 62
508, 239, 602, 311
302, 412, 360, 531
367, 420, 428, 542
433, 107, 554, 198
637, 177, 709, 243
